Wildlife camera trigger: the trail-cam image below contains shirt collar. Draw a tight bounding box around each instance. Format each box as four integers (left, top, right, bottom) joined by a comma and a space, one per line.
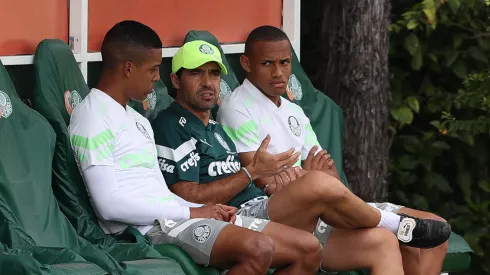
242, 78, 283, 110
91, 88, 128, 115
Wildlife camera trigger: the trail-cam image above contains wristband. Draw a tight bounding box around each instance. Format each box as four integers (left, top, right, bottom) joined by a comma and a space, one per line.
241, 167, 253, 182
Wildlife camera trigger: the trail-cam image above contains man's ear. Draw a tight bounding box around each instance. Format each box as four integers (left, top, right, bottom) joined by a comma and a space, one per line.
124, 61, 133, 78
170, 73, 180, 89
240, 55, 251, 72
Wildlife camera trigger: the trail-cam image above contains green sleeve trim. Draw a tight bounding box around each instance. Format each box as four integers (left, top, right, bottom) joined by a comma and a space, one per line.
305, 123, 320, 148
222, 120, 260, 147
70, 129, 114, 150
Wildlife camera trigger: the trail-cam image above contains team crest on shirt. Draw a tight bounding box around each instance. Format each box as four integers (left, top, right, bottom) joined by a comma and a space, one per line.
64, 90, 82, 115
214, 133, 231, 151
287, 74, 303, 101
136, 122, 151, 140
193, 224, 212, 243
0, 91, 12, 119
143, 89, 157, 111
199, 44, 214, 55
218, 79, 232, 105
288, 116, 301, 136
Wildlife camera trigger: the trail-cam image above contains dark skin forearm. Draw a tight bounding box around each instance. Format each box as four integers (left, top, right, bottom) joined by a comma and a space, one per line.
169, 166, 257, 205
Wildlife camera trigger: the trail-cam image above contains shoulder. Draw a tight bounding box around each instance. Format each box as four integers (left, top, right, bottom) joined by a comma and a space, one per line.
152, 108, 192, 147
221, 83, 254, 110
284, 99, 306, 117
152, 107, 190, 132
70, 92, 112, 135
218, 88, 256, 122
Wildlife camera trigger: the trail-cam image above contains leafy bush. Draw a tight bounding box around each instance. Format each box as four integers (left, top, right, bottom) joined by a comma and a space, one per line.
389, 0, 490, 273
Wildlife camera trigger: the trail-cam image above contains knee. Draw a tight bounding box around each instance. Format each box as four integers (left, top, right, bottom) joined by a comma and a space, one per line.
242, 234, 275, 266
371, 228, 401, 254
298, 233, 323, 266
360, 228, 404, 269
307, 171, 349, 203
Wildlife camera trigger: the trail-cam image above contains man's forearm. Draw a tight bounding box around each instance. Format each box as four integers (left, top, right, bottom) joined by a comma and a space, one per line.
174, 169, 253, 205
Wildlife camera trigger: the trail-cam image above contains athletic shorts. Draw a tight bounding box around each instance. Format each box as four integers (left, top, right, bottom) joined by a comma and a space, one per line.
236, 196, 334, 247
236, 196, 404, 247
146, 216, 269, 266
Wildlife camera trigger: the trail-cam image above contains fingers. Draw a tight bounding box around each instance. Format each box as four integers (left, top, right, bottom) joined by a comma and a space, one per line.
285, 167, 297, 181
273, 174, 283, 186
293, 166, 303, 178
307, 145, 319, 160
258, 135, 271, 151
215, 206, 229, 221
229, 215, 237, 224
313, 150, 328, 163
222, 205, 238, 215
217, 204, 238, 221
278, 151, 300, 169
275, 148, 296, 161
317, 152, 331, 169
323, 158, 335, 170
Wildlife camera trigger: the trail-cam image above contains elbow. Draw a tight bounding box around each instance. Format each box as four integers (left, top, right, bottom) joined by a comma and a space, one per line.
98, 207, 119, 222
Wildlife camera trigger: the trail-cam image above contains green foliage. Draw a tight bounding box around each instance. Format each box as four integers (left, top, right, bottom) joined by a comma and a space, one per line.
389, 0, 490, 273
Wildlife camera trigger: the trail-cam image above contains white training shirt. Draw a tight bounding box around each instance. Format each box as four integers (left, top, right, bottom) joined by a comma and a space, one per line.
69, 88, 202, 235
217, 79, 321, 166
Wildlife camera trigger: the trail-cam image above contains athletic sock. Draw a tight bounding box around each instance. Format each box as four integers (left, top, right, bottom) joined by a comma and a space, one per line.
376, 209, 401, 234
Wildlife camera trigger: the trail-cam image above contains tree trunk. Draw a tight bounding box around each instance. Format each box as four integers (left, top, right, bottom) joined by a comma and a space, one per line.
302, 0, 392, 202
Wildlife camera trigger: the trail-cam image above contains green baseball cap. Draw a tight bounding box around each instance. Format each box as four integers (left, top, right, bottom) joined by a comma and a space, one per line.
172, 40, 228, 75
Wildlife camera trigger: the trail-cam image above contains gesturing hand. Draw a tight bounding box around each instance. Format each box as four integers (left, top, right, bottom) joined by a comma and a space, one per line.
248, 135, 300, 179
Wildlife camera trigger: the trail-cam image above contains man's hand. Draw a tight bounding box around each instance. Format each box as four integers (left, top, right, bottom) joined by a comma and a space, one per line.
303, 146, 341, 180
264, 167, 302, 196
217, 204, 238, 224
303, 145, 333, 171
189, 204, 232, 221
247, 135, 300, 179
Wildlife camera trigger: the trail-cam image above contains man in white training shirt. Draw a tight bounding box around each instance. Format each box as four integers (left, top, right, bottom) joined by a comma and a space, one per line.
68, 21, 324, 275
217, 25, 451, 275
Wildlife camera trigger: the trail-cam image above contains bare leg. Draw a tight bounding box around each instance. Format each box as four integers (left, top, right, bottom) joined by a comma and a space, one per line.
210, 222, 322, 275
268, 171, 382, 232
397, 207, 449, 275
262, 222, 323, 274
209, 225, 274, 275
321, 228, 405, 275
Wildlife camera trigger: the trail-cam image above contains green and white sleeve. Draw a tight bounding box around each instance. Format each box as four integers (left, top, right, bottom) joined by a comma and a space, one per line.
302, 116, 322, 160
69, 115, 114, 171
217, 105, 261, 153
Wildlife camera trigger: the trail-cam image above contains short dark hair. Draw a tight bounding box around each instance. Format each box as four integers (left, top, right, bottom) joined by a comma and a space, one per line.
101, 20, 162, 68
244, 25, 290, 55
